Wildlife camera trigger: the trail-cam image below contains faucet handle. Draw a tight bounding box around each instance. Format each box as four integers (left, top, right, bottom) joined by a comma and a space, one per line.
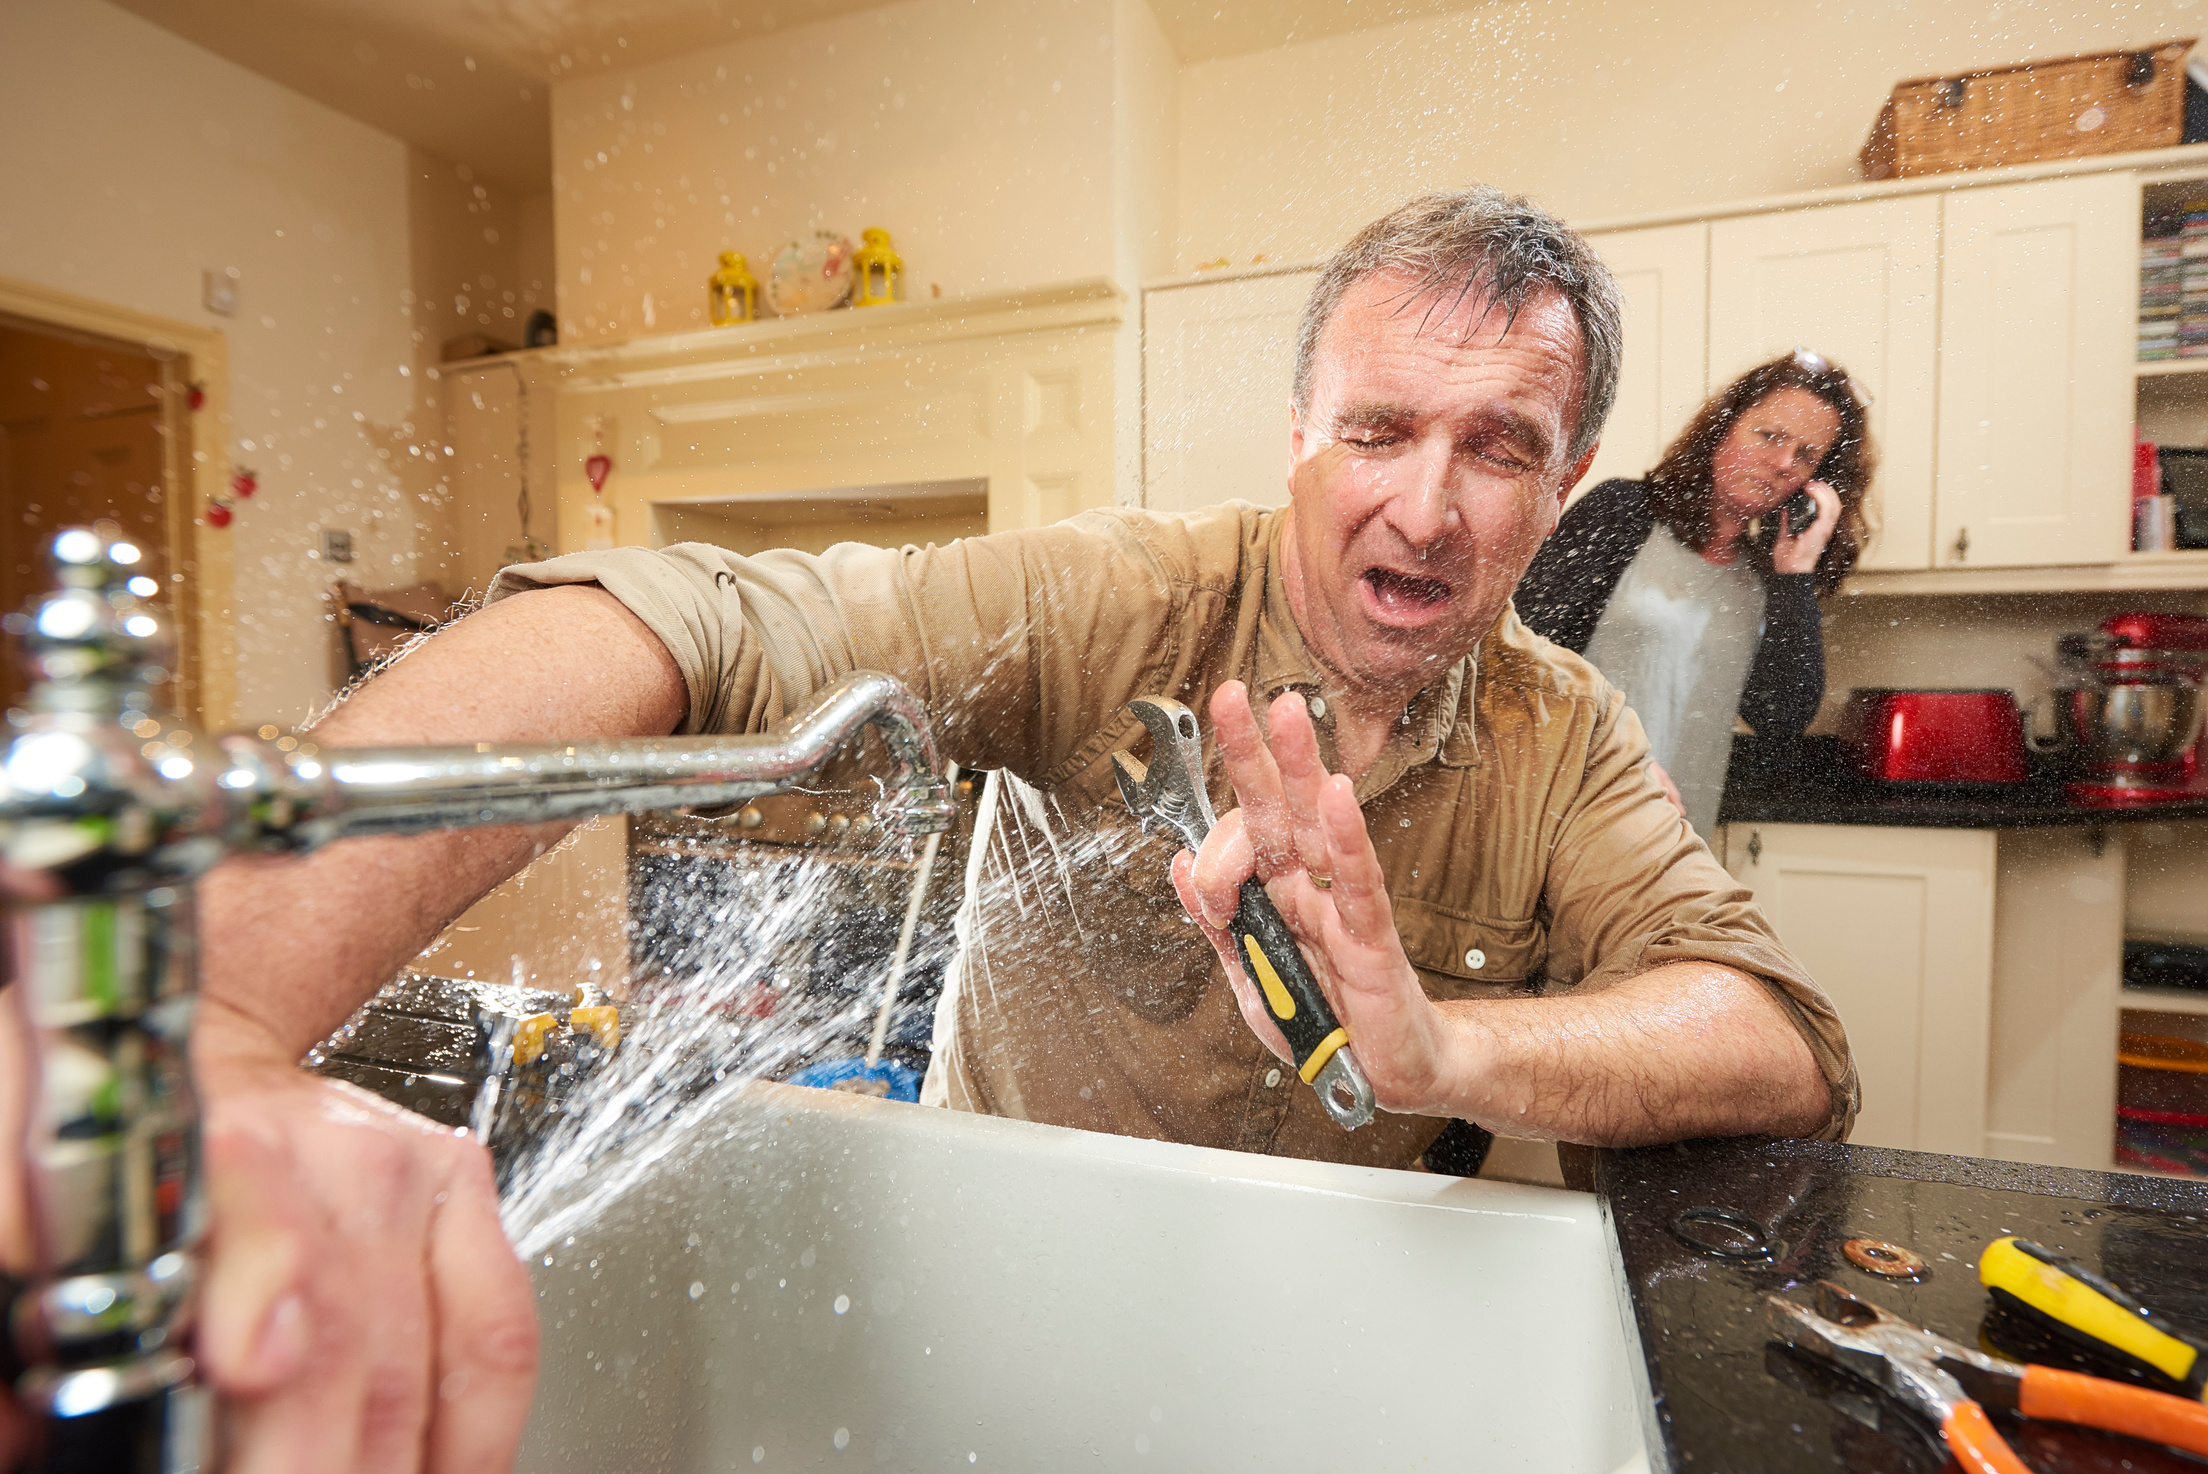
7, 525, 171, 710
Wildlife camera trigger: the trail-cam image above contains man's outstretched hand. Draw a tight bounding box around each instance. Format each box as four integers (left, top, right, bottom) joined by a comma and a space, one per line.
1167, 682, 1468, 1119
194, 1010, 539, 1474
1166, 682, 1835, 1148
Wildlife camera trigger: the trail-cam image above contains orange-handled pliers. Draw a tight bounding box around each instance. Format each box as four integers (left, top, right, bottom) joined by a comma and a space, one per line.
1768, 1280, 2208, 1473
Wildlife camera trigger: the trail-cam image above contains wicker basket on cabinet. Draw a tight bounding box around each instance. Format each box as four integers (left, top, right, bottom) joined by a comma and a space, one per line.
1860, 39, 2194, 181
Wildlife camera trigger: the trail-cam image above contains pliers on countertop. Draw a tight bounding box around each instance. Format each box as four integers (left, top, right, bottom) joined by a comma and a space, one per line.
1768, 1280, 2208, 1473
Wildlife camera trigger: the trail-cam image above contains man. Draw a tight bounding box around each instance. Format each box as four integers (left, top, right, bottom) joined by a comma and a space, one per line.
186, 187, 1853, 1472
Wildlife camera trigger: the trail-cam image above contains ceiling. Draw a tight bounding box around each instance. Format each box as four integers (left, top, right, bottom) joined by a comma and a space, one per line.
111, 0, 1477, 192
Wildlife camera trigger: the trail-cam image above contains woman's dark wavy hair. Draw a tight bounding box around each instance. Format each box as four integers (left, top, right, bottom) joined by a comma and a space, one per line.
1645, 352, 1876, 597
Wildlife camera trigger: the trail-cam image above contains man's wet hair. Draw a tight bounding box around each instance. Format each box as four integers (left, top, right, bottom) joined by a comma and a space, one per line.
1292, 187, 1624, 467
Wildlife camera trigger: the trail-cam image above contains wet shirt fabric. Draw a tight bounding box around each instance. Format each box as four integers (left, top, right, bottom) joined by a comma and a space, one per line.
1579, 528, 1766, 836
489, 503, 1859, 1166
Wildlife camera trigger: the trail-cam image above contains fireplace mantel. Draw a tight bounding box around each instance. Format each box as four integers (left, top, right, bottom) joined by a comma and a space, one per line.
518, 276, 1129, 551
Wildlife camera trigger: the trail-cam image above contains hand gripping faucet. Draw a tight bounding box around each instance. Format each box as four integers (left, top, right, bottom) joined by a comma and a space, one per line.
0, 528, 955, 1471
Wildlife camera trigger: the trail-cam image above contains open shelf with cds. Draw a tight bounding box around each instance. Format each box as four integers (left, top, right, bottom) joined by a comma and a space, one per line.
2134, 173, 2208, 568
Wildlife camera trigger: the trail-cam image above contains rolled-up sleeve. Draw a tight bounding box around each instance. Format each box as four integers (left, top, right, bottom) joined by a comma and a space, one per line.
1540, 690, 1860, 1141
485, 514, 1201, 782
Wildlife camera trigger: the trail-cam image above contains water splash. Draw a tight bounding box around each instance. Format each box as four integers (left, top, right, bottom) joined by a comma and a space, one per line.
497, 757, 1157, 1259
499, 830, 949, 1258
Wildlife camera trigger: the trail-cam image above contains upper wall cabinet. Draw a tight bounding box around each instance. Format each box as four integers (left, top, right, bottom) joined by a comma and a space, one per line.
1709, 197, 1943, 572
1933, 175, 2135, 570
1577, 223, 1709, 502
1143, 270, 1316, 515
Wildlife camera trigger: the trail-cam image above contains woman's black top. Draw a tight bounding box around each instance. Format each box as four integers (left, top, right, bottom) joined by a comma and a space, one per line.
1512, 478, 1825, 738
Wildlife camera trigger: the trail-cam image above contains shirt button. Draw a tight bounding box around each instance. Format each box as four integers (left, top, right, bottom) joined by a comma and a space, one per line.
1264, 1067, 1283, 1088
1308, 696, 1327, 719
1464, 948, 1486, 971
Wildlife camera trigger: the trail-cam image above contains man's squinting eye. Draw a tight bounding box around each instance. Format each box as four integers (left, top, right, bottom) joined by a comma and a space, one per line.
1338, 426, 1405, 448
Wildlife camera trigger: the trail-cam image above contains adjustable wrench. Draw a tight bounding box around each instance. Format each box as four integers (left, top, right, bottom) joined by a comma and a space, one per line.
1112, 695, 1376, 1131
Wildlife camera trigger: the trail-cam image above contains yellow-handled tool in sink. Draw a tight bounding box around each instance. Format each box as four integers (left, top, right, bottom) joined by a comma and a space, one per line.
1980, 1235, 2208, 1401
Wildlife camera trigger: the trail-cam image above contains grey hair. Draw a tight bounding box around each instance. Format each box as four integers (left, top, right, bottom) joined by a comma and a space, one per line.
1290, 187, 1624, 467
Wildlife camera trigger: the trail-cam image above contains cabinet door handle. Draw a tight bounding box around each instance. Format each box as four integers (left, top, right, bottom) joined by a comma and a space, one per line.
1746, 830, 1763, 865
1953, 527, 1970, 563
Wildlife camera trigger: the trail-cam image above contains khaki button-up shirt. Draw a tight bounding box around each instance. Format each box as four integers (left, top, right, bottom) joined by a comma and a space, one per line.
492, 502, 1858, 1166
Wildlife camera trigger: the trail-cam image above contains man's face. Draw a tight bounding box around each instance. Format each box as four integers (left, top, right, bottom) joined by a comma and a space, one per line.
1283, 270, 1595, 701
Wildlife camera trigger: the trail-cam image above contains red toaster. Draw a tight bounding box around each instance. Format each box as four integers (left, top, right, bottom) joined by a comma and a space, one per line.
1838, 689, 2028, 784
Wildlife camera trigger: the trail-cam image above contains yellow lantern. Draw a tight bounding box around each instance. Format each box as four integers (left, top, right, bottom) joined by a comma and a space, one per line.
850, 228, 903, 308
708, 250, 758, 325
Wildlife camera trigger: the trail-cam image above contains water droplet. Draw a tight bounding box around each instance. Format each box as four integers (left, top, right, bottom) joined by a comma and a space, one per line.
833, 1428, 850, 1450
833, 1294, 850, 1314
752, 1447, 765, 1464
689, 1281, 705, 1300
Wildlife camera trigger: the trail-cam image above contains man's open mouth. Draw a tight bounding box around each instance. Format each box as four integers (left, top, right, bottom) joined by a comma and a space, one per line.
1362, 567, 1453, 619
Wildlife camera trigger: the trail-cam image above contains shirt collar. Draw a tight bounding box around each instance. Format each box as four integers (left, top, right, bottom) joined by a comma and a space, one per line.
1254, 512, 1488, 790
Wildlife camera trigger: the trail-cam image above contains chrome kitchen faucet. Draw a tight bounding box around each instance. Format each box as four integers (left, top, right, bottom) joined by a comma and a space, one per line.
0, 527, 954, 1471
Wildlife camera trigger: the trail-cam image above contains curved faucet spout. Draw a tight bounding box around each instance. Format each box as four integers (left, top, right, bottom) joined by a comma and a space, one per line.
223, 669, 957, 849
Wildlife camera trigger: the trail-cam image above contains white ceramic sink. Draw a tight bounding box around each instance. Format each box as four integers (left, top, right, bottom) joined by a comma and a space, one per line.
519, 1083, 1648, 1472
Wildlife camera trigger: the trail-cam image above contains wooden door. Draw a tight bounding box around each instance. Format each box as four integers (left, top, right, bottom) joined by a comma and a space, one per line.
1142, 270, 1316, 515
1719, 822, 1995, 1155
0, 319, 172, 714
1576, 223, 1708, 503
1709, 199, 1942, 571
1934, 175, 2135, 569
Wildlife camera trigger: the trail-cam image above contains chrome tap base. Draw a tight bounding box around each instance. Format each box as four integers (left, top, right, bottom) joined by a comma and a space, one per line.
2, 527, 958, 1465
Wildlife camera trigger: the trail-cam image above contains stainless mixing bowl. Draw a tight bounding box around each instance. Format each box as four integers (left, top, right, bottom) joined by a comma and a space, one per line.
2057, 679, 2207, 769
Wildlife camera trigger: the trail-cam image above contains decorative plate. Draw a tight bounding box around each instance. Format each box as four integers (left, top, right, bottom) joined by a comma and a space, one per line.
767, 231, 855, 316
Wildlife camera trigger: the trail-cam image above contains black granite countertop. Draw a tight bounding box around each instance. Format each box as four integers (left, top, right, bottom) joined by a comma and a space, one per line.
1597, 1136, 2208, 1473
1716, 736, 2208, 829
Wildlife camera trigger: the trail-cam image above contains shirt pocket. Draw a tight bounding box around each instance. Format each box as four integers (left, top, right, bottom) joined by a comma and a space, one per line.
1393, 895, 1548, 998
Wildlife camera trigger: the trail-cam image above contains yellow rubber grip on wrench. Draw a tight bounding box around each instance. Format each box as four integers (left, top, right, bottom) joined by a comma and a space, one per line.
1298, 1027, 1350, 1085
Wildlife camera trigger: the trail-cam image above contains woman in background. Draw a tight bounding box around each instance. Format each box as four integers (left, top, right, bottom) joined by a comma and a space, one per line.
1516, 351, 1874, 835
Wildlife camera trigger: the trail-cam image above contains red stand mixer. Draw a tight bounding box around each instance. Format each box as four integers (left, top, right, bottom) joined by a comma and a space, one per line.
2038, 612, 2208, 806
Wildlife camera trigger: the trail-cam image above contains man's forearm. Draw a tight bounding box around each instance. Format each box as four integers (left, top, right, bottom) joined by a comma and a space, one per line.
195, 827, 565, 1066
196, 585, 688, 1068
1432, 963, 1832, 1147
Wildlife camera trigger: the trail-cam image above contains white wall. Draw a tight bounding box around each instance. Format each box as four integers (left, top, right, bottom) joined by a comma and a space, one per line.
1110, 0, 1179, 502
1176, 0, 2203, 269
0, 0, 549, 726
549, 0, 1128, 345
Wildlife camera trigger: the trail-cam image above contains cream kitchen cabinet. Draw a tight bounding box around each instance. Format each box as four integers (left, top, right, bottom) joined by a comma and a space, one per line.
1932, 174, 2136, 570
1720, 821, 2128, 1171
1719, 822, 1994, 1155
1576, 223, 1709, 500
1708, 197, 1943, 572
1142, 269, 1316, 514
